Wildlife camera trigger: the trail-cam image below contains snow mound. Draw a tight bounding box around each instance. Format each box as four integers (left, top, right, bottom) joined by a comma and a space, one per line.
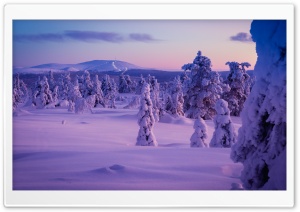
91, 164, 126, 174
159, 113, 193, 125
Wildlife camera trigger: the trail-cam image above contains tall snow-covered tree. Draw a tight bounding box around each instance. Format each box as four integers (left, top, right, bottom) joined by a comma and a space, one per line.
48, 70, 56, 91
12, 74, 27, 110
222, 61, 251, 116
57, 73, 71, 100
164, 76, 184, 117
147, 75, 162, 122
118, 74, 129, 93
33, 76, 53, 108
182, 51, 223, 120
231, 20, 286, 190
210, 99, 236, 148
135, 75, 146, 95
92, 75, 105, 107
136, 83, 158, 146
190, 116, 208, 147
67, 79, 82, 112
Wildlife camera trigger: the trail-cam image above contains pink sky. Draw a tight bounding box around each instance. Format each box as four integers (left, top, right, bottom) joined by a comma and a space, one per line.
13, 20, 257, 71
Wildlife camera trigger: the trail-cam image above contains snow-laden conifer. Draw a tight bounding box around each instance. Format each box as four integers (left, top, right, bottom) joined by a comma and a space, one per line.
136, 83, 158, 146
92, 75, 105, 107
231, 20, 287, 190
210, 99, 236, 148
190, 117, 208, 147
222, 61, 251, 116
182, 51, 223, 119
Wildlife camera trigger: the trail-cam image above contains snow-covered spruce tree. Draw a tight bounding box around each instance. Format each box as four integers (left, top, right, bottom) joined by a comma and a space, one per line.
33, 76, 53, 108
57, 73, 71, 100
136, 83, 158, 146
118, 74, 129, 93
210, 99, 236, 148
80, 70, 93, 98
180, 70, 191, 97
48, 70, 56, 91
92, 75, 105, 107
67, 79, 82, 112
12, 74, 28, 110
147, 75, 162, 122
102, 76, 118, 109
125, 75, 135, 93
231, 20, 286, 190
222, 61, 251, 116
164, 76, 184, 117
190, 116, 208, 147
135, 75, 146, 94
182, 51, 223, 120
52, 86, 59, 103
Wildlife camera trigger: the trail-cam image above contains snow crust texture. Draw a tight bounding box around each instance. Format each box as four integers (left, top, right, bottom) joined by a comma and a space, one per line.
230, 20, 286, 190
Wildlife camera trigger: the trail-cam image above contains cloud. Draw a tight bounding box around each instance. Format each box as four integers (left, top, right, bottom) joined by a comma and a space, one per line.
129, 33, 160, 42
14, 30, 159, 43
230, 32, 253, 42
14, 31, 161, 43
14, 33, 64, 42
64, 30, 124, 43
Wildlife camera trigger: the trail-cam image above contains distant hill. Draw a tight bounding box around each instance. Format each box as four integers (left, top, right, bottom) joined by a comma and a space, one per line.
13, 60, 143, 74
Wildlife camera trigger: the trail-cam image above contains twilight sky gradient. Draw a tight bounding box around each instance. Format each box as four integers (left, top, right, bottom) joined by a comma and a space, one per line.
13, 20, 256, 71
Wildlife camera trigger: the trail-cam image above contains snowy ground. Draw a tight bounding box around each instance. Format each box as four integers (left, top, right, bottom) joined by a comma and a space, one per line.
13, 99, 243, 190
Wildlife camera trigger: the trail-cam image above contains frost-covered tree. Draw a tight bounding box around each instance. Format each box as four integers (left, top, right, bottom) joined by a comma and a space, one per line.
182, 51, 223, 120
12, 74, 27, 110
92, 75, 105, 107
101, 74, 117, 108
48, 70, 56, 91
135, 75, 146, 94
210, 99, 236, 148
125, 75, 135, 93
67, 79, 82, 112
164, 76, 184, 117
79, 70, 93, 98
147, 75, 162, 121
180, 71, 191, 97
136, 83, 158, 146
118, 74, 129, 93
222, 61, 251, 116
190, 117, 208, 147
231, 21, 287, 190
33, 76, 53, 108
57, 73, 71, 100
52, 86, 59, 103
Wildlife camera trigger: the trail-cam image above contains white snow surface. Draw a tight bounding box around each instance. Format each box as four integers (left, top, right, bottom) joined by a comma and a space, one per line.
13, 102, 243, 190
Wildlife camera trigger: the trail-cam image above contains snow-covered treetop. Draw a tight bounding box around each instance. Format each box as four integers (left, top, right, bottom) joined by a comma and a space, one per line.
215, 99, 230, 116
181, 50, 212, 72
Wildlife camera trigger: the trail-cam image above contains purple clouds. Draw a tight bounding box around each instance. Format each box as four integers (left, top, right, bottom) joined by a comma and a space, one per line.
14, 30, 160, 43
14, 33, 64, 42
230, 32, 253, 42
129, 33, 159, 42
64, 30, 124, 43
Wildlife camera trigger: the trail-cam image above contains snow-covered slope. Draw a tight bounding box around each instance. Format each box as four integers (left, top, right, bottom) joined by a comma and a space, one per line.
13, 60, 141, 74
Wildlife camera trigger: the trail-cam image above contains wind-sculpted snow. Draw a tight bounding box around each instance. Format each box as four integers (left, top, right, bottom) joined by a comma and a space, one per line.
230, 20, 286, 190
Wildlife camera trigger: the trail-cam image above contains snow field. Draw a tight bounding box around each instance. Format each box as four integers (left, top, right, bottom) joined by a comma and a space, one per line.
13, 106, 243, 190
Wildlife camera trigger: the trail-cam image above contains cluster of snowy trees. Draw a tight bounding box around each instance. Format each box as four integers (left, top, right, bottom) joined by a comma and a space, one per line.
23, 70, 120, 113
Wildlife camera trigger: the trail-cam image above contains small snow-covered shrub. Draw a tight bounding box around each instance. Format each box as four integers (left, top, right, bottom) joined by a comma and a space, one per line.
210, 99, 236, 148
190, 117, 208, 147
